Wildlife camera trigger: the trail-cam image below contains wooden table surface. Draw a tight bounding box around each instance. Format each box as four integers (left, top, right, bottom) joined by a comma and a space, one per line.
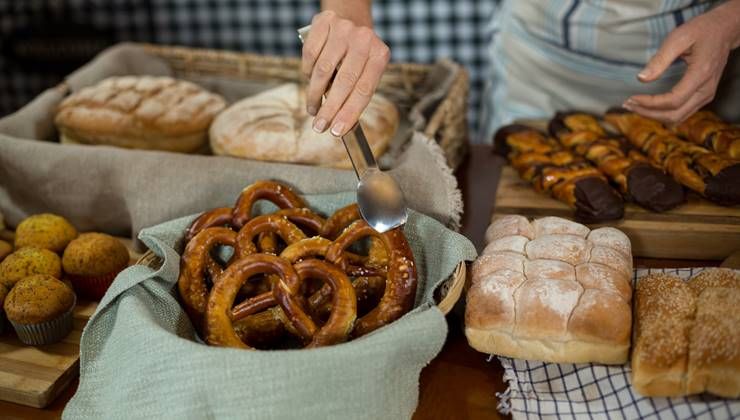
0, 145, 723, 420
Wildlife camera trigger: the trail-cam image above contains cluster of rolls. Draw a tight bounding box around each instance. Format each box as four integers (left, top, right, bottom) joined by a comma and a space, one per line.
177, 180, 417, 350
54, 76, 398, 168
494, 109, 739, 222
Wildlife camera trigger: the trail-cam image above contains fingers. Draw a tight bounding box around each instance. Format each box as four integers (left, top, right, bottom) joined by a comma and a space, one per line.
301, 12, 331, 86
626, 62, 710, 111
328, 46, 390, 136
637, 28, 692, 82
626, 79, 717, 125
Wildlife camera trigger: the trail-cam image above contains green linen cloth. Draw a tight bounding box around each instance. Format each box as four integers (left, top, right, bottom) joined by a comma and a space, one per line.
63, 192, 477, 420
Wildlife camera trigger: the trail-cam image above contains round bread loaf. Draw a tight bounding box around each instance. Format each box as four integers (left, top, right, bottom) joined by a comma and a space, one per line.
55, 76, 226, 153
209, 83, 399, 168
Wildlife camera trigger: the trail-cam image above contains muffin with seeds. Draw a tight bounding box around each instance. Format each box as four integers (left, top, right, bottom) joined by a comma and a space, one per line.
14, 213, 78, 253
0, 247, 62, 290
4, 274, 76, 345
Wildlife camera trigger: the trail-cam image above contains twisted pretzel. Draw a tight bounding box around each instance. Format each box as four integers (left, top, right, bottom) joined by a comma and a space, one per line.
232, 180, 306, 229
185, 207, 233, 243
320, 204, 388, 268
257, 208, 326, 254
178, 227, 237, 332
206, 254, 356, 349
235, 214, 307, 260
326, 220, 417, 337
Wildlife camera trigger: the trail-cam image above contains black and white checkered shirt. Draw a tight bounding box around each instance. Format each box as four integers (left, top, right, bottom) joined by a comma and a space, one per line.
0, 0, 494, 140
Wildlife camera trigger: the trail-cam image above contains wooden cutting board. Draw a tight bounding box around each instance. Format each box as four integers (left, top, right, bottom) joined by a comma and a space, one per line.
494, 166, 740, 260
0, 236, 139, 408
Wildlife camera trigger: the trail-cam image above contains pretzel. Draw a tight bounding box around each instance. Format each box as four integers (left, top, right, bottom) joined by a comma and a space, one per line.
185, 207, 233, 243
320, 203, 388, 267
674, 110, 740, 159
257, 208, 326, 254
326, 220, 417, 337
231, 180, 306, 229
178, 227, 237, 332
234, 214, 307, 260
549, 112, 684, 212
205, 254, 356, 349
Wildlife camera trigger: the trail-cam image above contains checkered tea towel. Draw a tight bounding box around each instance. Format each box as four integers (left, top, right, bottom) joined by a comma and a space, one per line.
496, 267, 740, 420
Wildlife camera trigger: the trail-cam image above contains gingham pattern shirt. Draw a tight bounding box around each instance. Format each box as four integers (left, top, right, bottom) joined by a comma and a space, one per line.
479, 0, 719, 142
0, 0, 494, 137
495, 267, 740, 420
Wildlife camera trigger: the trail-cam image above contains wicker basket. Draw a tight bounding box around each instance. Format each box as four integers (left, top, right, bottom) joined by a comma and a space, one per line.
139, 43, 469, 169
136, 251, 465, 316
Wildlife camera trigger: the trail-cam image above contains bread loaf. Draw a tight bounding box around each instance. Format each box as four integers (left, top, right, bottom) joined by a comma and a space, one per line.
209, 83, 399, 168
55, 76, 226, 153
632, 268, 740, 397
466, 215, 633, 364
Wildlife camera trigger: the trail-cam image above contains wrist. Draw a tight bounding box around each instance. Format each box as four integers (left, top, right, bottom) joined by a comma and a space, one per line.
321, 0, 374, 28
714, 0, 740, 49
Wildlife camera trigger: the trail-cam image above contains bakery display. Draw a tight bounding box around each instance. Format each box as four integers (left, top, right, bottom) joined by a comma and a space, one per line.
55, 76, 226, 153
632, 268, 739, 398
466, 215, 633, 364
177, 180, 417, 349
494, 125, 624, 222
549, 112, 685, 212
4, 274, 76, 345
605, 109, 740, 206
14, 213, 78, 253
209, 83, 399, 168
0, 247, 62, 290
675, 110, 740, 159
62, 233, 130, 300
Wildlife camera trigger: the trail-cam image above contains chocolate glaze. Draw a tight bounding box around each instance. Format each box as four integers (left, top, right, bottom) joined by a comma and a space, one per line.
627, 164, 686, 212
573, 177, 624, 222
705, 164, 740, 206
493, 124, 533, 156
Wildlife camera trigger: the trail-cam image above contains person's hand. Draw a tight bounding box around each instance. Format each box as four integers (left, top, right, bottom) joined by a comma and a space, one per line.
302, 10, 390, 136
624, 0, 740, 124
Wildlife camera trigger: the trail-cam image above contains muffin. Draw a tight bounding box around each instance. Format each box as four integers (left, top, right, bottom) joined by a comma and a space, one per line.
0, 240, 12, 262
0, 284, 8, 334
15, 213, 78, 253
0, 247, 62, 290
4, 275, 76, 345
62, 233, 129, 300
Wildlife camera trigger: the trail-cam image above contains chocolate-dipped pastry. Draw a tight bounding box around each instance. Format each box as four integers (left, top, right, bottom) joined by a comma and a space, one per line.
675, 110, 740, 160
549, 112, 685, 212
494, 124, 624, 222
605, 109, 740, 206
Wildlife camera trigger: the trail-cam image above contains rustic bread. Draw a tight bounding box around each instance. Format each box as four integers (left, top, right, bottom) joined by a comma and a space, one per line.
209, 83, 399, 168
632, 268, 740, 398
466, 215, 633, 364
55, 76, 226, 153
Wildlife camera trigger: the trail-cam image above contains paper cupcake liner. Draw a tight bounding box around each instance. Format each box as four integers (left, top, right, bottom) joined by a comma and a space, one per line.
10, 296, 75, 345
68, 267, 124, 301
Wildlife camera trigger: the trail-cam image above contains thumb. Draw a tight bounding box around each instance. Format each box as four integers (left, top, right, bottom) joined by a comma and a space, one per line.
638, 30, 691, 82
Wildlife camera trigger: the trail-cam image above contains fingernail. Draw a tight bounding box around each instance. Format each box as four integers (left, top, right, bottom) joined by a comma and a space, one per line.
330, 122, 345, 137
622, 101, 633, 111
307, 105, 317, 116
313, 118, 327, 133
637, 71, 649, 81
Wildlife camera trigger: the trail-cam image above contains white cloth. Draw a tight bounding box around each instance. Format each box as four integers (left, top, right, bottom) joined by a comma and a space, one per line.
479, 0, 740, 143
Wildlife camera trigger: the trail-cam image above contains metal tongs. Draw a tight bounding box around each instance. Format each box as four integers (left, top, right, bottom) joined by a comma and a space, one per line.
298, 25, 408, 233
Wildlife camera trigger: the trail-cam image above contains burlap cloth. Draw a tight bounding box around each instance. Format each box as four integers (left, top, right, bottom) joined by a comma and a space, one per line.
0, 44, 464, 247
61, 192, 477, 419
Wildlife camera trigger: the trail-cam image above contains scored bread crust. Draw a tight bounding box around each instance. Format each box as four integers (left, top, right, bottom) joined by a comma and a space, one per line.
465, 215, 633, 365
208, 83, 399, 168
632, 269, 740, 398
54, 76, 226, 153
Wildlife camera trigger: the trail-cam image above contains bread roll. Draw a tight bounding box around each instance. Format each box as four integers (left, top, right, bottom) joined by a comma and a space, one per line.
55, 76, 226, 153
465, 215, 633, 364
632, 268, 740, 398
209, 83, 399, 168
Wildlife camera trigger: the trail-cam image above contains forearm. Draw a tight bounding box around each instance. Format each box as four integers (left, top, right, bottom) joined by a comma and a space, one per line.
715, 0, 740, 49
321, 0, 373, 28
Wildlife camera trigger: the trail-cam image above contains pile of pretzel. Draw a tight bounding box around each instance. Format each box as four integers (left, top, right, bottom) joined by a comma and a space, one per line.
177, 180, 418, 350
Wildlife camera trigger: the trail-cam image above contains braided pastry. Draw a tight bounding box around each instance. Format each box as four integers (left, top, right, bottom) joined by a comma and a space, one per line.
605, 109, 740, 206
674, 110, 740, 160
549, 112, 685, 212
494, 125, 624, 222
